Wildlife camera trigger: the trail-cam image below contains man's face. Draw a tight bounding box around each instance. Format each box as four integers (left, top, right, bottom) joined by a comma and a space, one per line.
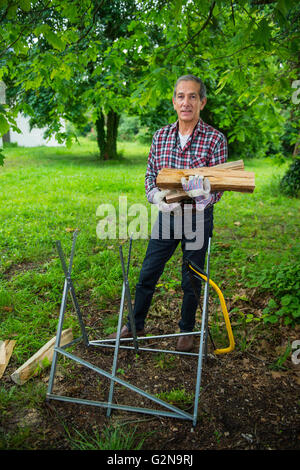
172, 80, 207, 126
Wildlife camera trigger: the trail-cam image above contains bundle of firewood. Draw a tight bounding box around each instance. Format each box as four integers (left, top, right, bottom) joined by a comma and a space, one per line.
156, 160, 255, 203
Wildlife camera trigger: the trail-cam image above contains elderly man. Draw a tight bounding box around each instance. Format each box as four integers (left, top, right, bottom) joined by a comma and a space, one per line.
110, 74, 227, 352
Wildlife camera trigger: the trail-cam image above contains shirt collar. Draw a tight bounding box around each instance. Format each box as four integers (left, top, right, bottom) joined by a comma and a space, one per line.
170, 119, 205, 136
194, 119, 206, 135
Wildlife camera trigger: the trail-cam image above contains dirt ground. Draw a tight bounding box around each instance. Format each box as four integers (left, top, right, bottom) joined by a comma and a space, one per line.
1, 289, 300, 451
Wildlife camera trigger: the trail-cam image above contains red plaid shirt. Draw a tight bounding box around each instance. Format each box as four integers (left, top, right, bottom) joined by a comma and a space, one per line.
145, 119, 228, 206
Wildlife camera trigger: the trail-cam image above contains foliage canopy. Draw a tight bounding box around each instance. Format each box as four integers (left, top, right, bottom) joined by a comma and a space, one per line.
0, 0, 299, 164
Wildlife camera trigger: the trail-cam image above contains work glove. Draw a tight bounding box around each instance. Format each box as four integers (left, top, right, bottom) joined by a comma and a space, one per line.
181, 175, 213, 211
194, 193, 214, 211
181, 175, 211, 198
153, 189, 181, 213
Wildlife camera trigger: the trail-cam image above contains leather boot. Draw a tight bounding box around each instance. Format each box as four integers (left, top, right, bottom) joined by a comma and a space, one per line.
176, 334, 194, 352
108, 325, 145, 340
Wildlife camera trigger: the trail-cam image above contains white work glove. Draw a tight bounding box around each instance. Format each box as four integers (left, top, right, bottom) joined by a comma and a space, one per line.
194, 193, 214, 211
181, 175, 213, 211
153, 189, 181, 213
181, 175, 211, 198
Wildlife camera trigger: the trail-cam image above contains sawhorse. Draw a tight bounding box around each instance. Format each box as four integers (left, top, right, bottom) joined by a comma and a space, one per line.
47, 230, 234, 426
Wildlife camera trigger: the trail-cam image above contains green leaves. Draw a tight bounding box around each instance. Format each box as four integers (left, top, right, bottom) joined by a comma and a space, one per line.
256, 18, 272, 47
0, 114, 9, 135
0, 0, 298, 161
18, 0, 31, 12
0, 148, 4, 166
262, 295, 300, 325
247, 261, 300, 326
280, 158, 300, 197
34, 25, 66, 51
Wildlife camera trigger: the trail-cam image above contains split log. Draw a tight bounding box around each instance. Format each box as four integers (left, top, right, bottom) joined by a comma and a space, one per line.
10, 328, 73, 385
157, 163, 255, 204
0, 340, 16, 379
163, 160, 247, 203
205, 159, 244, 171
157, 168, 254, 192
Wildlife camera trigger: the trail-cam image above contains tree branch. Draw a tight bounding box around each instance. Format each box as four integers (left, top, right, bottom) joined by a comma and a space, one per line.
184, 1, 216, 47
74, 0, 106, 46
231, 0, 235, 26
0, 0, 52, 58
160, 1, 216, 55
251, 0, 277, 5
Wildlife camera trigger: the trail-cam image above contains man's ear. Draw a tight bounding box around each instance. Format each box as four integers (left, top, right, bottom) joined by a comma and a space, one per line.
200, 97, 207, 110
172, 96, 176, 109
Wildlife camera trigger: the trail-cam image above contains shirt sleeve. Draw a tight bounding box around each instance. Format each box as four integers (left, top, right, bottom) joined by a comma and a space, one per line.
145, 131, 160, 203
208, 132, 228, 204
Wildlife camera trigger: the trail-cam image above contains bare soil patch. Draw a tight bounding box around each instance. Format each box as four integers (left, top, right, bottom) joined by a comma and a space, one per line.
1, 289, 300, 451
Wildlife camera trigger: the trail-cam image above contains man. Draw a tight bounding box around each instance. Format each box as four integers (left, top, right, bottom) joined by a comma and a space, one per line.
110, 74, 227, 351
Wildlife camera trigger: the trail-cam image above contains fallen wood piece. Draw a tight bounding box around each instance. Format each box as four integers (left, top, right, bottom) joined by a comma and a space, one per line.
157, 168, 255, 194
10, 328, 73, 385
0, 340, 16, 379
164, 159, 246, 203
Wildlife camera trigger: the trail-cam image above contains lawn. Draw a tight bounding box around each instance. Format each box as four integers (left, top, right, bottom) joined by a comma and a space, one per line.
0, 138, 299, 450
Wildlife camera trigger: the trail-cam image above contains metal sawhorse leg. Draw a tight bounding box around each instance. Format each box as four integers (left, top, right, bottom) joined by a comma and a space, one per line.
47, 231, 234, 427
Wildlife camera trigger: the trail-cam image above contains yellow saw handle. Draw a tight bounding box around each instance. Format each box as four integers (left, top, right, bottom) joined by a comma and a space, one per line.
188, 264, 235, 355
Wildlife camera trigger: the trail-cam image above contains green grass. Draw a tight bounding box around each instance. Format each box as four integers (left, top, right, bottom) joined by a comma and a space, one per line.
65, 424, 148, 450
155, 387, 194, 409
0, 139, 150, 359
1, 138, 299, 361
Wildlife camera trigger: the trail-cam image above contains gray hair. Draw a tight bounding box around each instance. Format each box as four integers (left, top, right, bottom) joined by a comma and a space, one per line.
173, 75, 207, 100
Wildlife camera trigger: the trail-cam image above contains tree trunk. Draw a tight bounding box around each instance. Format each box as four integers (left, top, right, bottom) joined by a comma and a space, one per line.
95, 108, 120, 160
95, 110, 106, 159
104, 109, 120, 160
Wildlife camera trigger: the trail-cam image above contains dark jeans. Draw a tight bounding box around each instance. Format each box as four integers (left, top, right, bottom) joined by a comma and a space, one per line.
127, 206, 213, 332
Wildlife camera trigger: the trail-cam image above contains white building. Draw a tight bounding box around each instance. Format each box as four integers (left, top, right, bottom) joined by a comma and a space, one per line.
0, 81, 65, 148
8, 113, 66, 147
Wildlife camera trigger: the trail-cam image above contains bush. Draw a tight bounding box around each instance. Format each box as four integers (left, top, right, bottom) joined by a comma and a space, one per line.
246, 262, 300, 326
280, 158, 300, 198
118, 115, 140, 141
